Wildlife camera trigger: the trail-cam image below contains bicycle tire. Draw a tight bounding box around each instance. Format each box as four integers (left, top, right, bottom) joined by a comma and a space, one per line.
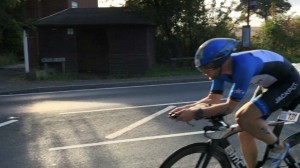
283, 132, 300, 168
160, 142, 231, 168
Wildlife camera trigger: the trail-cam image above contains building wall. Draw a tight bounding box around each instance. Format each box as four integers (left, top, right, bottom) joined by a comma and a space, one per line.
25, 0, 97, 72
38, 27, 77, 73
77, 26, 109, 74
27, 31, 39, 69
40, 0, 69, 18
25, 0, 98, 19
147, 27, 156, 67
37, 25, 155, 75
108, 26, 151, 75
25, 0, 39, 19
25, 0, 68, 19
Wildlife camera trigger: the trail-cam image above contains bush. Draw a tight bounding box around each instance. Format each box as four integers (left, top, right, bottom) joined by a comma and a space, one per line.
0, 53, 19, 66
252, 16, 300, 61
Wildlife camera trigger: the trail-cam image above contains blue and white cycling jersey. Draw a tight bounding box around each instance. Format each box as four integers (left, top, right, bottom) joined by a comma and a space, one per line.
211, 50, 294, 101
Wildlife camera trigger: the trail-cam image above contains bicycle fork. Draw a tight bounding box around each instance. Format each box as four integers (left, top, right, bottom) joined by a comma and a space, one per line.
196, 141, 215, 167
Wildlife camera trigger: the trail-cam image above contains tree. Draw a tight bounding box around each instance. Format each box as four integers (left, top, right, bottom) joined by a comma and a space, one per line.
235, 0, 291, 22
252, 15, 300, 61
125, 0, 237, 63
0, 0, 32, 55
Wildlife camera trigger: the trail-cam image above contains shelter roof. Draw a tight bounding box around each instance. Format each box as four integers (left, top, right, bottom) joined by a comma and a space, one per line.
35, 7, 155, 26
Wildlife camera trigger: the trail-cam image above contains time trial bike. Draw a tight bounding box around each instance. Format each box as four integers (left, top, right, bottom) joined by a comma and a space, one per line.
160, 103, 300, 168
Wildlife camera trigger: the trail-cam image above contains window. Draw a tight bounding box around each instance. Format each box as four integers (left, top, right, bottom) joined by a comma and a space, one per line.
71, 1, 78, 8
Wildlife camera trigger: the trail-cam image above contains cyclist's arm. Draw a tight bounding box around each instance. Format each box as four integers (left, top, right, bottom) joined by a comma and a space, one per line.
191, 98, 239, 118
174, 98, 239, 122
184, 79, 224, 111
182, 90, 223, 110
197, 60, 256, 118
169, 93, 223, 117
176, 56, 258, 121
195, 93, 223, 104
195, 78, 225, 104
175, 79, 224, 109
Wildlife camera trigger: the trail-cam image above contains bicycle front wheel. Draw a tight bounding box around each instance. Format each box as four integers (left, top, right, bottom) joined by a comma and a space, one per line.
283, 132, 300, 168
160, 142, 231, 168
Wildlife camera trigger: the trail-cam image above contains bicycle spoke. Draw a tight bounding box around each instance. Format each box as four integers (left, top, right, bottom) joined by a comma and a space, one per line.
194, 152, 225, 168
202, 152, 213, 168
280, 143, 300, 168
195, 153, 205, 168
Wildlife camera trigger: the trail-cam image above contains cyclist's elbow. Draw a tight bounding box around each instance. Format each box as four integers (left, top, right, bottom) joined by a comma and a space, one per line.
224, 100, 239, 115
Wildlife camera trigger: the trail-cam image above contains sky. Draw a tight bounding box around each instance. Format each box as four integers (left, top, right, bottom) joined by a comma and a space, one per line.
98, 0, 300, 27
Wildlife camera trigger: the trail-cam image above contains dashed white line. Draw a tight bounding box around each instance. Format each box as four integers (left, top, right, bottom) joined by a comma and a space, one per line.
49, 130, 206, 151
105, 106, 176, 139
0, 120, 18, 128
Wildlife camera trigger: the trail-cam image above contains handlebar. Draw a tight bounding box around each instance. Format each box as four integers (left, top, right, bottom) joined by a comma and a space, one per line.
204, 115, 230, 131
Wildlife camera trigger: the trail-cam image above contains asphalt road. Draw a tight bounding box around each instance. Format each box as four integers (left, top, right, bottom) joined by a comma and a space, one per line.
0, 81, 299, 168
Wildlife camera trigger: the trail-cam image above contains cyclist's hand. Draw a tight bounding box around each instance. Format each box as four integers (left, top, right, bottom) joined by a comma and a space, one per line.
168, 106, 186, 119
169, 109, 197, 122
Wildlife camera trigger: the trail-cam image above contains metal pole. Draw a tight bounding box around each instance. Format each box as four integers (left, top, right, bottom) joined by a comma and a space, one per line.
23, 30, 30, 73
247, 0, 250, 26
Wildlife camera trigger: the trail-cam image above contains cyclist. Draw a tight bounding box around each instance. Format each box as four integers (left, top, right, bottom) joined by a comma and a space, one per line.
169, 38, 300, 168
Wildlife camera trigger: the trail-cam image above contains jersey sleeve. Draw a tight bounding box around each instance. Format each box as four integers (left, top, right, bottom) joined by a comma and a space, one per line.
229, 55, 259, 101
210, 78, 225, 94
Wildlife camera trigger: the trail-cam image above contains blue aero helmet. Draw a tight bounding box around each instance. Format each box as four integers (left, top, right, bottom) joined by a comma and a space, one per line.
194, 38, 240, 71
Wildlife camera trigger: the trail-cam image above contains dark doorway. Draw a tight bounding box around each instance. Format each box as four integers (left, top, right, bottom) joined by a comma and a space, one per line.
77, 28, 109, 74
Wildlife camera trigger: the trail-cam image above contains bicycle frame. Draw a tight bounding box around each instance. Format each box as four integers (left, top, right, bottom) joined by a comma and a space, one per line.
204, 111, 299, 168
208, 138, 247, 168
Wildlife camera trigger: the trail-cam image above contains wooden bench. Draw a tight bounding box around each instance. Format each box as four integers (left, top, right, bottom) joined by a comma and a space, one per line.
41, 57, 66, 73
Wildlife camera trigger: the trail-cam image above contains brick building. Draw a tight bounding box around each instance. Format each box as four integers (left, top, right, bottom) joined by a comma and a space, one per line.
25, 0, 156, 75
25, 0, 98, 19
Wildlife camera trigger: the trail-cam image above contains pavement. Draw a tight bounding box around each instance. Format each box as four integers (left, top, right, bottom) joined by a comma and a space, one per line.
2, 62, 300, 96
0, 65, 206, 95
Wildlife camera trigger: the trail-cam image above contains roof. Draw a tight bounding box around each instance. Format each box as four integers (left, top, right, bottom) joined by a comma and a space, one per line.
35, 7, 156, 26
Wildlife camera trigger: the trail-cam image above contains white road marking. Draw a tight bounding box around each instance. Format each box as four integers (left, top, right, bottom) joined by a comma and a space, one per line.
48, 121, 297, 151
0, 120, 18, 128
0, 81, 210, 97
59, 98, 227, 115
59, 101, 195, 115
49, 131, 206, 151
105, 106, 176, 139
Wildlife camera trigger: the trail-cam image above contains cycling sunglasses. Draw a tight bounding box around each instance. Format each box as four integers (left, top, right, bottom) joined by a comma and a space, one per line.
196, 63, 219, 72
196, 56, 228, 72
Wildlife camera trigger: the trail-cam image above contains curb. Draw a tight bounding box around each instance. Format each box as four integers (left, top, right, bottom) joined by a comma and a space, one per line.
0, 76, 208, 95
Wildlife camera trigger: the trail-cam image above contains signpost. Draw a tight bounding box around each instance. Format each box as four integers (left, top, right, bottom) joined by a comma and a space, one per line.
242, 0, 256, 49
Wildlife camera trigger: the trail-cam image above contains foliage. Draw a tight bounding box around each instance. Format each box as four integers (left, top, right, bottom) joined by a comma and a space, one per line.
252, 15, 300, 61
0, 52, 19, 66
125, 0, 237, 64
235, 0, 291, 22
145, 64, 199, 77
0, 0, 33, 57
